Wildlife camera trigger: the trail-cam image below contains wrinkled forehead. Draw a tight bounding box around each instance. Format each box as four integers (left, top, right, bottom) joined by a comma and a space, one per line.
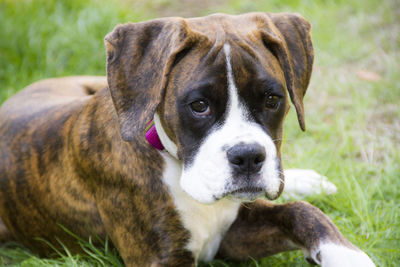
228, 41, 286, 96
186, 13, 271, 41
169, 16, 286, 97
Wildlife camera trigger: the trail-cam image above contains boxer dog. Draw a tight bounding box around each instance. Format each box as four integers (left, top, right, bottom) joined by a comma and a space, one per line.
0, 12, 375, 266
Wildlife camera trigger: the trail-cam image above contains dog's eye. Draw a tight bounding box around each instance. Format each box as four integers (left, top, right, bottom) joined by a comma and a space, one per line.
190, 100, 211, 117
265, 95, 281, 110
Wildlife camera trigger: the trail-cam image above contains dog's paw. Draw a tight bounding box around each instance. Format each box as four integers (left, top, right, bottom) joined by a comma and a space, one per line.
283, 169, 337, 198
307, 243, 375, 267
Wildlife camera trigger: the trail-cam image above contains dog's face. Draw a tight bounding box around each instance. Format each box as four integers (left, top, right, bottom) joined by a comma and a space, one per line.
159, 42, 288, 203
105, 13, 314, 204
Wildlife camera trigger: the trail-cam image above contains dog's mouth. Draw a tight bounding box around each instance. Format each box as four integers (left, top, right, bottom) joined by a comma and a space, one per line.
230, 186, 264, 194
220, 185, 282, 202
222, 186, 265, 201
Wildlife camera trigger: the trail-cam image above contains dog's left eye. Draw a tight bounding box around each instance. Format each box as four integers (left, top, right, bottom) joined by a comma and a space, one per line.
265, 95, 281, 110
190, 100, 211, 117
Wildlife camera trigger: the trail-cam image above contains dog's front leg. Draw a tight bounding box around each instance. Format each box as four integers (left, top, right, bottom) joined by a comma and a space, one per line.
96, 189, 195, 267
217, 199, 375, 266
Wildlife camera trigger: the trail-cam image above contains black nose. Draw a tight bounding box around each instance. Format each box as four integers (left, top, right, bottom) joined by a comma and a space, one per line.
227, 144, 266, 174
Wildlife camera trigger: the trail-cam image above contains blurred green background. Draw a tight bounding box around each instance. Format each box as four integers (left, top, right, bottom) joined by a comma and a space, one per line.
0, 0, 399, 266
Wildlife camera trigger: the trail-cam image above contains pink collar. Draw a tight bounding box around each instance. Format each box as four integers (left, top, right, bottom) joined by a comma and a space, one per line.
145, 120, 165, 150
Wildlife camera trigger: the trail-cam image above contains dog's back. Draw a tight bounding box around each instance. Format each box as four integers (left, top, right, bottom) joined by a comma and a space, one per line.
0, 76, 106, 119
0, 76, 108, 254
0, 76, 107, 174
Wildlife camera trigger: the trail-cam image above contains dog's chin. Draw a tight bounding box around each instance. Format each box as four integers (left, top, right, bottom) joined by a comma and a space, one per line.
219, 187, 265, 202
219, 187, 282, 202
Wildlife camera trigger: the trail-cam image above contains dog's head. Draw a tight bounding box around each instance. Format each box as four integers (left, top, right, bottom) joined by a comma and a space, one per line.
105, 13, 313, 204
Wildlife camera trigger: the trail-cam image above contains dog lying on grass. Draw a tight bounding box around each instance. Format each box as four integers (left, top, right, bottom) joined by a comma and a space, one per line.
0, 12, 375, 266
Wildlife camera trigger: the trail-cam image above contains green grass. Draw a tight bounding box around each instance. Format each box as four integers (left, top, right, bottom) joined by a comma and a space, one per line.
0, 0, 399, 266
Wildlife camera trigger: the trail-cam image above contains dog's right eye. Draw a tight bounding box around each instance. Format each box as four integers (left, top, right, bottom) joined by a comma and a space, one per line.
190, 100, 211, 117
265, 94, 281, 110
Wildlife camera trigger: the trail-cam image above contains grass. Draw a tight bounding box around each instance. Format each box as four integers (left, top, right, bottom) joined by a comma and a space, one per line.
0, 0, 399, 266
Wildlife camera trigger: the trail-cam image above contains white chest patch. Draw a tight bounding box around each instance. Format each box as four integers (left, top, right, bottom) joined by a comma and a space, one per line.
161, 152, 241, 262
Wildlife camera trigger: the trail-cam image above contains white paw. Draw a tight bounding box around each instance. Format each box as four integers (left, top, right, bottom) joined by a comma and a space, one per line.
309, 243, 375, 267
283, 169, 337, 198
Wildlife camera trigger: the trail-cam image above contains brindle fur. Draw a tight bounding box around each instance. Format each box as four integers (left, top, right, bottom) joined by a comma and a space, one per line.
0, 13, 355, 266
0, 76, 194, 265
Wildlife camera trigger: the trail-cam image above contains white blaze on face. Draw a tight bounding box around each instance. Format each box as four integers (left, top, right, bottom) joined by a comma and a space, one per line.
179, 43, 282, 204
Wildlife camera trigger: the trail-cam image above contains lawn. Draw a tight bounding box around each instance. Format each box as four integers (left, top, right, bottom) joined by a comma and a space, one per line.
0, 0, 399, 266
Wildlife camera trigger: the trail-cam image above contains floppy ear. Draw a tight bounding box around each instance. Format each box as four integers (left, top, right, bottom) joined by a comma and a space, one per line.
261, 13, 314, 131
104, 18, 194, 141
